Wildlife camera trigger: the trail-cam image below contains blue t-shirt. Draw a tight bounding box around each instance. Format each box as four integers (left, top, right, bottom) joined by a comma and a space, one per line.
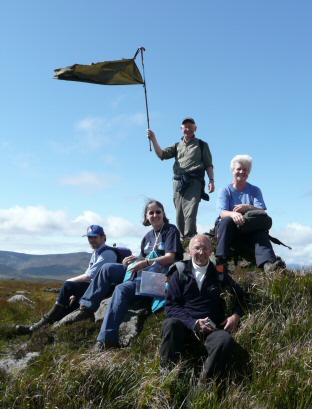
85, 243, 118, 280
140, 223, 184, 261
217, 182, 266, 214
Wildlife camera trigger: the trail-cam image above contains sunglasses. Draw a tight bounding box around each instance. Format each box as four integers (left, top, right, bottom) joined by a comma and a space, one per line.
148, 210, 162, 215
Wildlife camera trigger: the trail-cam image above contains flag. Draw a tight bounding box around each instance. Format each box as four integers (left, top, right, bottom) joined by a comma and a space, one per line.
54, 59, 144, 86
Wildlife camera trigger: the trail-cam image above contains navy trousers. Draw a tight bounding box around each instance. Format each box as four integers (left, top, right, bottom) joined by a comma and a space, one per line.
216, 217, 276, 267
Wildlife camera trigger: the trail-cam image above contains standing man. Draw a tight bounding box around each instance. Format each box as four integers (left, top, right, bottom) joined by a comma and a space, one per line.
16, 225, 118, 334
160, 234, 248, 380
148, 118, 215, 242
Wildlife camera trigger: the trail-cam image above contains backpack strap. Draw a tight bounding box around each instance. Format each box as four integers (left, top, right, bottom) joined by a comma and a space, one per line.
97, 245, 121, 261
268, 235, 292, 250
166, 260, 189, 286
174, 139, 205, 165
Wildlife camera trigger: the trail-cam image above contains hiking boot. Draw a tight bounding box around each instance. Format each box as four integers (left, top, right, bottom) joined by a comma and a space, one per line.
15, 303, 66, 335
60, 307, 94, 325
16, 324, 32, 335
263, 257, 286, 273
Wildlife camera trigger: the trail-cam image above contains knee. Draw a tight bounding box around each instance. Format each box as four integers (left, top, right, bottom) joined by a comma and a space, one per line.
62, 281, 74, 291
206, 330, 234, 350
162, 317, 184, 334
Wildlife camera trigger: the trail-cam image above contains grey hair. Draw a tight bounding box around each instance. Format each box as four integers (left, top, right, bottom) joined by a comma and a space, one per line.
230, 154, 253, 173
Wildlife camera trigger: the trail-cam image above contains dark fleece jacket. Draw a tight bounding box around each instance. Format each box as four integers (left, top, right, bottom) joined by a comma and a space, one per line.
165, 259, 248, 331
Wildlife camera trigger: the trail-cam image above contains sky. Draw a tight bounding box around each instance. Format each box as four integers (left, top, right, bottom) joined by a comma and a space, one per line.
1, 1, 311, 267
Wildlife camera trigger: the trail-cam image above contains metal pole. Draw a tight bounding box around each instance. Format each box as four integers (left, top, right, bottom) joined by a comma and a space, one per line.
138, 47, 152, 151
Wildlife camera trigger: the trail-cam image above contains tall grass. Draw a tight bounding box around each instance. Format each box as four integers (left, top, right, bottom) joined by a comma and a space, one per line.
0, 269, 311, 408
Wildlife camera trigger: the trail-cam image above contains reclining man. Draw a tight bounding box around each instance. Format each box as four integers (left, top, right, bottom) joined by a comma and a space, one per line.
16, 225, 119, 334
160, 234, 249, 381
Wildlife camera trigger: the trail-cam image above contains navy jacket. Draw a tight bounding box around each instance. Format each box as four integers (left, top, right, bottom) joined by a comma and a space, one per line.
165, 260, 248, 331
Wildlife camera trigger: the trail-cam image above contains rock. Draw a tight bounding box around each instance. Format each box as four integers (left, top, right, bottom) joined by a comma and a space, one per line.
7, 295, 34, 304
0, 352, 39, 374
44, 287, 61, 293
53, 296, 151, 347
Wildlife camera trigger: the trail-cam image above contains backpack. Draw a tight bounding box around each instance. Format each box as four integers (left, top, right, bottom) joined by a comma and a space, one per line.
238, 210, 272, 233
98, 244, 132, 263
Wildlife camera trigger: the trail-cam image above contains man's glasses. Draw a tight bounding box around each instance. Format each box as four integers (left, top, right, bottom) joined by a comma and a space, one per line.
148, 210, 162, 215
192, 246, 210, 253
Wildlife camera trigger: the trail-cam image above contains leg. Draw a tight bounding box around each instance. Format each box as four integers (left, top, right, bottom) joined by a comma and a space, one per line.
97, 280, 138, 346
57, 281, 90, 312
202, 330, 234, 379
80, 263, 127, 311
181, 179, 201, 238
216, 217, 239, 258
248, 231, 276, 267
159, 317, 193, 367
173, 181, 185, 239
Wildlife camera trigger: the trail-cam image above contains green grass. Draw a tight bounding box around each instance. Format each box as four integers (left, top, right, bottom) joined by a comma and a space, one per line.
0, 268, 311, 409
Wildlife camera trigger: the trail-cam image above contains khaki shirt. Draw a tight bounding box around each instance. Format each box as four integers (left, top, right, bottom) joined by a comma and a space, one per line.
161, 137, 213, 175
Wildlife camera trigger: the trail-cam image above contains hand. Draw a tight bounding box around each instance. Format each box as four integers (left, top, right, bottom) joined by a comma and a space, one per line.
208, 181, 215, 193
69, 295, 76, 306
233, 204, 250, 214
147, 129, 155, 140
231, 211, 245, 226
133, 259, 149, 272
222, 314, 240, 333
197, 317, 215, 334
122, 255, 137, 266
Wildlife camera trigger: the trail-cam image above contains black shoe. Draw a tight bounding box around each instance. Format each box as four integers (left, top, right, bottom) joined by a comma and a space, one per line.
16, 324, 32, 335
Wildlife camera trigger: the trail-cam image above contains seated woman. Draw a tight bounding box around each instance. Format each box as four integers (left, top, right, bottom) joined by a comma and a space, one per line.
215, 154, 285, 273
66, 199, 184, 351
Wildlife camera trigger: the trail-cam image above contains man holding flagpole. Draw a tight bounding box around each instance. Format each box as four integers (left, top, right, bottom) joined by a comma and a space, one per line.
148, 118, 215, 242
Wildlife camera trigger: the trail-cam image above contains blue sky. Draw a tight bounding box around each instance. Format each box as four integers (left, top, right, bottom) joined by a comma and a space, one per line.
1, 1, 311, 267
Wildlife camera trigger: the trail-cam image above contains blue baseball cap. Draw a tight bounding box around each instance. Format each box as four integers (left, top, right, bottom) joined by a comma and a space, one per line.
83, 225, 105, 237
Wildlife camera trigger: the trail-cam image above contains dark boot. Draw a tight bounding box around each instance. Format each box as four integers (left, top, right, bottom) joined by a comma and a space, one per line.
30, 303, 65, 332
16, 304, 65, 335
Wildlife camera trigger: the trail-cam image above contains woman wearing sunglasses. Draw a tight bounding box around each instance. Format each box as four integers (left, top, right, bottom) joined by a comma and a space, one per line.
68, 199, 184, 351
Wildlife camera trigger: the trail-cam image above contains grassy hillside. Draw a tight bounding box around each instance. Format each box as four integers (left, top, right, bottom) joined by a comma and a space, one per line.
0, 266, 311, 409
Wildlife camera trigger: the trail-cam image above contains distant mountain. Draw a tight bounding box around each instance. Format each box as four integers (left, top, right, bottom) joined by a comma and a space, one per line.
0, 250, 91, 282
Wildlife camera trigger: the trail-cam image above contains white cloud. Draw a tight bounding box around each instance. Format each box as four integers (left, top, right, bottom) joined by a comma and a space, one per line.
279, 223, 312, 246
60, 171, 121, 189
0, 206, 310, 266
76, 116, 108, 149
270, 223, 312, 267
0, 205, 143, 255
105, 215, 144, 239
0, 205, 68, 234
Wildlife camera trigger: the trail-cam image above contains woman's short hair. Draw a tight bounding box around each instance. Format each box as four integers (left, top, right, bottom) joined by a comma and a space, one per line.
231, 154, 253, 173
143, 200, 169, 226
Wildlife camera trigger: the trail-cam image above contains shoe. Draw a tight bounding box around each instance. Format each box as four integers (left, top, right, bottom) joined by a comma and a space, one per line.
62, 307, 94, 325
92, 341, 120, 353
263, 257, 286, 273
16, 324, 32, 335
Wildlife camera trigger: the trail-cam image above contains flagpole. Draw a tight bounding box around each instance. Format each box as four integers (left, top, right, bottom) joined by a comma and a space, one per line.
136, 47, 152, 152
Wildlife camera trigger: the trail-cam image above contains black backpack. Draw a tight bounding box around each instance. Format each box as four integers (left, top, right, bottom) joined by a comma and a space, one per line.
98, 244, 132, 263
